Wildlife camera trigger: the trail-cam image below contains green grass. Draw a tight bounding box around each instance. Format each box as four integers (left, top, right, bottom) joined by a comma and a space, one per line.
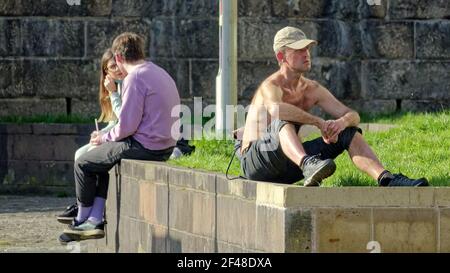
0, 114, 95, 124
169, 111, 450, 187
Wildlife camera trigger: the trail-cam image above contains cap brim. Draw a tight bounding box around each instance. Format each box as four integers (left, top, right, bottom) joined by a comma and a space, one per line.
285, 39, 317, 50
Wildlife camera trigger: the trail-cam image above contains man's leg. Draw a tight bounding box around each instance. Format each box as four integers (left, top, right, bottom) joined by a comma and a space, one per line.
278, 123, 307, 166
347, 132, 385, 180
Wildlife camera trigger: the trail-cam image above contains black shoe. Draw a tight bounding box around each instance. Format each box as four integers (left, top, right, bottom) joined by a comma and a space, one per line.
57, 203, 78, 224
301, 155, 336, 187
387, 174, 429, 187
63, 220, 105, 241
58, 233, 77, 245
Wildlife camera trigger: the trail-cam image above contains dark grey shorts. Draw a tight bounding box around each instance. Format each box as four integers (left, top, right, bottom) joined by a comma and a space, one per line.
239, 119, 362, 184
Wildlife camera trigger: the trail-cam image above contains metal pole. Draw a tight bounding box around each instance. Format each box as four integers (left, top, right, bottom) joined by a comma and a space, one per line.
216, 0, 237, 137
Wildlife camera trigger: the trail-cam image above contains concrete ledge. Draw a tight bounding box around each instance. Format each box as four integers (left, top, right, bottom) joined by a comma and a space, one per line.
89, 160, 450, 253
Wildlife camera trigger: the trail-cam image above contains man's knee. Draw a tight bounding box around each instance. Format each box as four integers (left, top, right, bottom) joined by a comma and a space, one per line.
339, 127, 363, 150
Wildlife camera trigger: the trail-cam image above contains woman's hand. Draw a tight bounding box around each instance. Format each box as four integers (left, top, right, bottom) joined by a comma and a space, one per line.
104, 75, 117, 93
90, 130, 104, 146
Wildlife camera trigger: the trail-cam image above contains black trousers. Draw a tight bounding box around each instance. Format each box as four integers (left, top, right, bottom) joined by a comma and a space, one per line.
74, 137, 173, 207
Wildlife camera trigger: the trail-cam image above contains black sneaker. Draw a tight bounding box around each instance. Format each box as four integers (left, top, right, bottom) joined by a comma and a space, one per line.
387, 174, 429, 187
57, 203, 78, 224
58, 233, 77, 245
63, 220, 105, 241
301, 155, 336, 187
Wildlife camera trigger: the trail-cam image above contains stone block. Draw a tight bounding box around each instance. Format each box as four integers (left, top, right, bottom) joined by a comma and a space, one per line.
238, 60, 278, 101
4, 0, 112, 16
256, 182, 287, 207
0, 159, 74, 187
416, 21, 450, 59
284, 187, 435, 208
0, 60, 33, 98
315, 208, 372, 253
150, 19, 218, 58
31, 124, 93, 135
21, 19, 84, 57
70, 99, 99, 117
112, 0, 218, 17
344, 99, 397, 115
285, 208, 313, 253
167, 229, 215, 253
255, 204, 285, 252
373, 209, 437, 253
216, 175, 257, 200
191, 60, 219, 100
22, 59, 98, 99
0, 19, 22, 56
239, 0, 271, 17
272, 0, 359, 19
0, 98, 66, 117
169, 186, 215, 237
0, 124, 32, 135
86, 19, 150, 58
138, 181, 168, 226
168, 166, 216, 193
359, 0, 387, 18
389, 0, 450, 19
361, 21, 414, 59
361, 61, 450, 100
317, 20, 362, 58
402, 100, 450, 113
439, 209, 450, 253
217, 195, 257, 249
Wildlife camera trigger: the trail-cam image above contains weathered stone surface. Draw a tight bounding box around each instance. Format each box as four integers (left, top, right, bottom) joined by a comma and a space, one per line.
112, 0, 218, 17
272, 0, 359, 19
86, 19, 150, 58
217, 175, 257, 200
315, 208, 372, 253
373, 209, 437, 253
361, 21, 414, 59
70, 99, 99, 117
23, 59, 98, 99
361, 61, 450, 100
217, 195, 257, 249
138, 181, 168, 226
31, 124, 94, 135
0, 19, 22, 56
239, 0, 271, 17
317, 20, 362, 58
255, 204, 285, 252
416, 21, 450, 59
151, 19, 218, 58
402, 100, 450, 112
238, 60, 278, 101
0, 0, 112, 16
169, 186, 215, 237
359, 0, 387, 18
167, 229, 215, 253
389, 0, 450, 19
0, 98, 66, 116
0, 60, 32, 98
191, 60, 219, 100
344, 99, 397, 114
440, 209, 450, 252
285, 209, 312, 253
0, 160, 74, 187
22, 19, 84, 57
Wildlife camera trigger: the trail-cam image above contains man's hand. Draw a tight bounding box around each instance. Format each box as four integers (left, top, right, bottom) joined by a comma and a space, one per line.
104, 75, 117, 93
90, 131, 104, 146
321, 119, 346, 144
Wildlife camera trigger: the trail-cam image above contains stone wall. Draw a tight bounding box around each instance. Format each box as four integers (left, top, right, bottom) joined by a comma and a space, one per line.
0, 0, 449, 117
0, 123, 92, 195
88, 160, 450, 253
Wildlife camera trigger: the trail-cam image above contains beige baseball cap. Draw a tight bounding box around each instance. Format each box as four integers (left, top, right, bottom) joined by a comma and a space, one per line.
273, 26, 317, 53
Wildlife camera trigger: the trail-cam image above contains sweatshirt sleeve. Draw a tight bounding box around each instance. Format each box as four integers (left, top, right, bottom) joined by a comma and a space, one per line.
109, 86, 122, 118
101, 74, 145, 143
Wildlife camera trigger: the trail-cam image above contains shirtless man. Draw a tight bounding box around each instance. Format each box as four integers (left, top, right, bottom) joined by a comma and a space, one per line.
238, 26, 428, 187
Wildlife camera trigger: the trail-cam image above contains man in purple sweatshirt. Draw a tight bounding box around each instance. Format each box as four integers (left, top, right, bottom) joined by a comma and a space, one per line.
61, 32, 180, 241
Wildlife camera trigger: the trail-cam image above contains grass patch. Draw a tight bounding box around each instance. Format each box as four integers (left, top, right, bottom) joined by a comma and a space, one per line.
0, 114, 95, 124
169, 111, 450, 187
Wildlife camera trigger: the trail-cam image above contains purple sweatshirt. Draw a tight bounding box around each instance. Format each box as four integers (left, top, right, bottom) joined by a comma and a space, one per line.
101, 61, 180, 150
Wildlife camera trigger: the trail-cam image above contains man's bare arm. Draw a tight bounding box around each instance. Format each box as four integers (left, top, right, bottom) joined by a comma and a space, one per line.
316, 84, 360, 139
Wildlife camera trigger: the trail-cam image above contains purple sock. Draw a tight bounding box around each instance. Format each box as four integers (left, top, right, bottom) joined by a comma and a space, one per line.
88, 197, 106, 225
76, 202, 92, 223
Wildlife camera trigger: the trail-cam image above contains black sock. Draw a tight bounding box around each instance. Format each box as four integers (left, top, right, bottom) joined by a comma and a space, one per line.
299, 155, 310, 169
378, 170, 394, 186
